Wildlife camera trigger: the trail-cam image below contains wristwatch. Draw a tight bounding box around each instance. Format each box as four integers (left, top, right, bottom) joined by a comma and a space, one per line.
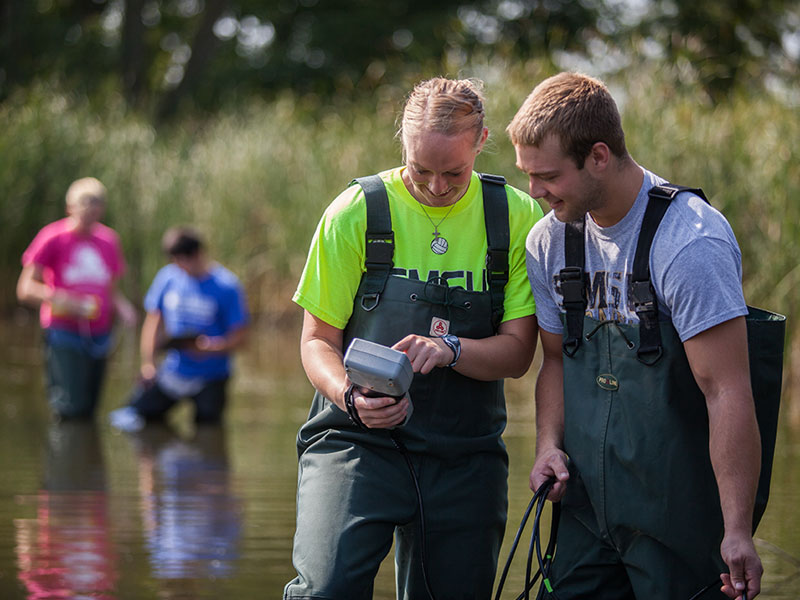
439, 334, 461, 368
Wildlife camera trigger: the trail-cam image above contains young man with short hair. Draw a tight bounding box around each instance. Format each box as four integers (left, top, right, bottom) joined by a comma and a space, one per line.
508, 72, 762, 599
110, 226, 249, 432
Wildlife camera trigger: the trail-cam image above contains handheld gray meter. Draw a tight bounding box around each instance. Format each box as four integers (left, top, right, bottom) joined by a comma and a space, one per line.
343, 338, 413, 399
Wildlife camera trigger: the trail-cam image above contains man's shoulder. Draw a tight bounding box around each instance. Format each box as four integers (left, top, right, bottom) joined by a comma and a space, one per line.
91, 222, 122, 246
155, 263, 182, 279
34, 218, 72, 244
208, 264, 245, 294
655, 191, 737, 254
23, 219, 73, 265
527, 211, 560, 246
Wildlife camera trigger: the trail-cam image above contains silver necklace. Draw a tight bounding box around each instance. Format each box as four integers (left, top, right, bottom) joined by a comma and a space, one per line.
419, 202, 456, 255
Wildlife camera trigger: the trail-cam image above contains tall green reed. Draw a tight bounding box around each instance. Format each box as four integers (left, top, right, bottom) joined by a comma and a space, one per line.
2, 64, 797, 336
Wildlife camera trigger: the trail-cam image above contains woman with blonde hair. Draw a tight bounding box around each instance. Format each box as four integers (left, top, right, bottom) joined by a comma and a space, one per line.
284, 78, 543, 599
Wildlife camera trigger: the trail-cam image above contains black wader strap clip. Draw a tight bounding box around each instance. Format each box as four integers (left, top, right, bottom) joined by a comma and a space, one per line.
560, 266, 587, 357
561, 217, 587, 357
353, 175, 395, 312
479, 173, 510, 330
630, 278, 662, 365
634, 183, 708, 364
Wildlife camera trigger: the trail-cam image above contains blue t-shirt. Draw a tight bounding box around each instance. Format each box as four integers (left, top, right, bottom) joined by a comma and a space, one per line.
146, 263, 249, 379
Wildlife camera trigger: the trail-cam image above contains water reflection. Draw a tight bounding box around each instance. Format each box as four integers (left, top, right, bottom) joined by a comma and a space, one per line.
15, 421, 118, 599
128, 425, 242, 583
2, 320, 799, 599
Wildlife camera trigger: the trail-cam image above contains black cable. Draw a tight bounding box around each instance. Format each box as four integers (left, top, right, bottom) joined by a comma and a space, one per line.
496, 476, 752, 600
390, 431, 437, 600
688, 580, 719, 600
688, 579, 749, 600
523, 495, 540, 600
532, 483, 552, 595
494, 478, 558, 600
494, 492, 538, 600
516, 482, 558, 600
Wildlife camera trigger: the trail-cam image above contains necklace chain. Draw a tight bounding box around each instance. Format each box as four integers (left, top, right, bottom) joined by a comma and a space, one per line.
418, 202, 456, 239
418, 201, 456, 255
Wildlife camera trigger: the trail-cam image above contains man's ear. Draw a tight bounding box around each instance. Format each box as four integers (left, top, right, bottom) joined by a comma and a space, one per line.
586, 141, 611, 173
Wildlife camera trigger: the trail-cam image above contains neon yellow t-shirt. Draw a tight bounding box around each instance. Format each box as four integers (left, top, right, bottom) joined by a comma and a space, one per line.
293, 167, 544, 329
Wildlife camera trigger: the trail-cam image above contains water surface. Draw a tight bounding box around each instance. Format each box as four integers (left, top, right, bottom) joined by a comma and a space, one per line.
0, 318, 797, 599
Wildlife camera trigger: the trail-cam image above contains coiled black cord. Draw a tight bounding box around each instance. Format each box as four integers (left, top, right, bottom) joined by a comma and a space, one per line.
494, 476, 747, 600
494, 477, 560, 600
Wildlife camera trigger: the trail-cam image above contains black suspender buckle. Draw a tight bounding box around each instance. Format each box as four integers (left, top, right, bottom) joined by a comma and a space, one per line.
630, 278, 662, 364
559, 266, 586, 310
486, 248, 509, 282
365, 232, 395, 267
559, 266, 587, 358
630, 279, 657, 316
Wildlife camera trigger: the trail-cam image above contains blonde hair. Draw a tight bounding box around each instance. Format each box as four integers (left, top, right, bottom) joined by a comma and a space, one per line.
399, 77, 486, 158
66, 177, 107, 207
507, 72, 628, 168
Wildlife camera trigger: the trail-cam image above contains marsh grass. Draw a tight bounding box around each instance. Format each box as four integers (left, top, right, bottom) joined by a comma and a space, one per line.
2, 63, 797, 348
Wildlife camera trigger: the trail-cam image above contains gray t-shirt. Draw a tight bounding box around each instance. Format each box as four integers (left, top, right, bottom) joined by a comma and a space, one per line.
526, 168, 747, 342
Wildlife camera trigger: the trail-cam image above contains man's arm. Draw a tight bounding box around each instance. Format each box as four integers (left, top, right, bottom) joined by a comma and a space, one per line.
684, 316, 763, 599
113, 287, 138, 328
17, 263, 89, 316
393, 314, 538, 381
300, 310, 410, 429
16, 264, 49, 307
139, 310, 163, 381
195, 324, 249, 353
528, 328, 570, 501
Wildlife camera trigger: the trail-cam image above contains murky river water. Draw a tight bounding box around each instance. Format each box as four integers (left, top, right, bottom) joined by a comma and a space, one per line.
0, 317, 798, 599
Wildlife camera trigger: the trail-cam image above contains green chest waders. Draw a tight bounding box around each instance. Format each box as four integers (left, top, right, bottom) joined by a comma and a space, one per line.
298, 173, 513, 459
287, 175, 516, 600
547, 184, 786, 598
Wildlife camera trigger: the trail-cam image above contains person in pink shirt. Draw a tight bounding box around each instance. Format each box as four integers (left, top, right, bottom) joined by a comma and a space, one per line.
17, 177, 137, 419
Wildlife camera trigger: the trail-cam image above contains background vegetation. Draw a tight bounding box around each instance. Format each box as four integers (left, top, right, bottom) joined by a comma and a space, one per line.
1, 1, 798, 407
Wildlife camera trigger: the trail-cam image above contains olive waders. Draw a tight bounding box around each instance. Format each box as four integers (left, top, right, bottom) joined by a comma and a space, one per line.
538, 185, 785, 600
285, 174, 515, 600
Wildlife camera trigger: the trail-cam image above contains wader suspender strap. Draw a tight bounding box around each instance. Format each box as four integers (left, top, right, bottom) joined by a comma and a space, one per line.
354, 175, 395, 311
561, 218, 587, 356
479, 172, 510, 330
354, 173, 509, 324
633, 184, 708, 364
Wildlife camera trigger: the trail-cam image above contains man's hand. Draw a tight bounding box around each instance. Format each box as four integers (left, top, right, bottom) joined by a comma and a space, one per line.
529, 446, 570, 502
140, 362, 157, 382
719, 532, 762, 599
115, 298, 139, 328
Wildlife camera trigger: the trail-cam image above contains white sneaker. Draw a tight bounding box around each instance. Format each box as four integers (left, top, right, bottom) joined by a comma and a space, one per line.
109, 406, 145, 432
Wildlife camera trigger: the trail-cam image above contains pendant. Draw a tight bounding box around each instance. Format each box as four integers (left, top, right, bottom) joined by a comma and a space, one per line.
430, 235, 449, 255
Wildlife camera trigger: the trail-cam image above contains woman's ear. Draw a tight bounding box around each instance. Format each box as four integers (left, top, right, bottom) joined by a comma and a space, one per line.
476, 126, 489, 153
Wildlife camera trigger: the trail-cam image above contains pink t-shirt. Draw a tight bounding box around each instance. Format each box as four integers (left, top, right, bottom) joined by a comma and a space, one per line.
22, 218, 126, 335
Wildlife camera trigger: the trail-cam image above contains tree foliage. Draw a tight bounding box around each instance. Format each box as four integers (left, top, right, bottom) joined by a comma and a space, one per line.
0, 0, 797, 122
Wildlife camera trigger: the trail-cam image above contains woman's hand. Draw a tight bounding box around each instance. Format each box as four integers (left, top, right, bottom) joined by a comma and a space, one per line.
348, 387, 411, 429
393, 334, 453, 374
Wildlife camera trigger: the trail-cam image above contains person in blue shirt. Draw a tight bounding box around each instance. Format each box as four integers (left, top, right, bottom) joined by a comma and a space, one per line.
110, 226, 249, 432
